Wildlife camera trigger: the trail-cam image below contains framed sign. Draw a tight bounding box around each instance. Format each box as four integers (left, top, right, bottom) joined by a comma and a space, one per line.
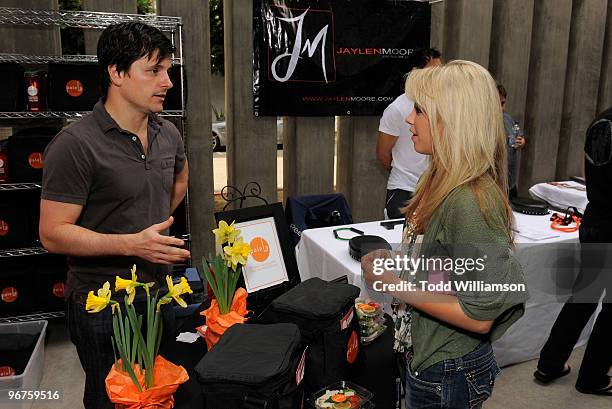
215, 203, 301, 314
233, 216, 288, 292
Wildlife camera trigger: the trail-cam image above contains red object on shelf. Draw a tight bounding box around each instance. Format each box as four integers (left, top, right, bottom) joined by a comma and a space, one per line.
25, 71, 47, 112
0, 140, 8, 182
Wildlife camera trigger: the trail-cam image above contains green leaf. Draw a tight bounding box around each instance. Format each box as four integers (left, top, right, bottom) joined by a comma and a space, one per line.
122, 358, 143, 393
125, 315, 131, 363
111, 336, 119, 370
155, 319, 163, 360
125, 303, 148, 371
115, 308, 128, 368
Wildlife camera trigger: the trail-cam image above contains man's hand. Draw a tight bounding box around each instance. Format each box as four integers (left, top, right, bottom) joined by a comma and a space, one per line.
129, 216, 191, 264
515, 136, 526, 149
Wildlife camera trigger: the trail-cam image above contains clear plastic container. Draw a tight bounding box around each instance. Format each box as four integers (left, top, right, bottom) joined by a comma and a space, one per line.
355, 299, 383, 319
359, 322, 386, 337
0, 320, 48, 409
357, 314, 385, 330
308, 380, 374, 409
360, 324, 387, 345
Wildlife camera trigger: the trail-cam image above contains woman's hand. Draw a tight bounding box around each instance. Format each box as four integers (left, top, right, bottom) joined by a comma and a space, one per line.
515, 136, 526, 149
361, 249, 396, 291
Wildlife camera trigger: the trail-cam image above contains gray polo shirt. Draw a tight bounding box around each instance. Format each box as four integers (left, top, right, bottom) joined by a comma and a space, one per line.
42, 101, 186, 300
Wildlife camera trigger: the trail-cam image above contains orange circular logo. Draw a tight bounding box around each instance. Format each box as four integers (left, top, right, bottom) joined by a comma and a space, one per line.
250, 236, 270, 262
346, 330, 359, 364
0, 220, 8, 237
1, 287, 18, 303
0, 366, 16, 377
66, 79, 84, 97
28, 152, 44, 169
52, 282, 65, 298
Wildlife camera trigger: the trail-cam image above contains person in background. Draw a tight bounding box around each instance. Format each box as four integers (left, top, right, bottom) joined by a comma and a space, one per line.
377, 47, 442, 219
39, 22, 190, 409
363, 60, 527, 408
497, 84, 526, 198
534, 106, 612, 396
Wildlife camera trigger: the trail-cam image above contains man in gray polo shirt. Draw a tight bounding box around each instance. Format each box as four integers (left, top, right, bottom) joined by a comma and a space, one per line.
39, 22, 189, 409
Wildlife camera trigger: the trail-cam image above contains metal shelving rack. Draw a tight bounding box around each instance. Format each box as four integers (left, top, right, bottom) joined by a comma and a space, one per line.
0, 7, 188, 322
0, 247, 47, 258
0, 54, 182, 66
0, 311, 64, 324
0, 110, 184, 119
0, 182, 41, 191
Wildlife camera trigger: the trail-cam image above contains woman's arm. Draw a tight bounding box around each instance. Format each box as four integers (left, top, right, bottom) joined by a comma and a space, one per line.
362, 250, 494, 334
385, 271, 493, 334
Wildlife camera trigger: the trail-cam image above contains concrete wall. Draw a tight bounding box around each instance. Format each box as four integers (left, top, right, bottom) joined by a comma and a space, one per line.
0, 0, 60, 54
82, 0, 137, 54
158, 0, 216, 264
224, 0, 277, 207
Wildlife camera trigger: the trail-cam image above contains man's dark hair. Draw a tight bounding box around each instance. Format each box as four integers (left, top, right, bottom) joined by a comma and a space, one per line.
497, 83, 507, 98
406, 47, 442, 72
97, 22, 175, 97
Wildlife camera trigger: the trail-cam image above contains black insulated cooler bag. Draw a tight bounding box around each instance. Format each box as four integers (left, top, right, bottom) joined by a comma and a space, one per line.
195, 323, 306, 409
259, 277, 364, 393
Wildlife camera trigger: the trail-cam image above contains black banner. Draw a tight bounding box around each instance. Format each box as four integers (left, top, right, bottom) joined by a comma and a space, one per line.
253, 0, 431, 117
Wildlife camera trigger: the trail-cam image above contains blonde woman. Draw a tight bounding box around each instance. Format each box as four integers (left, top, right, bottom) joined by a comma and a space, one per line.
363, 60, 527, 409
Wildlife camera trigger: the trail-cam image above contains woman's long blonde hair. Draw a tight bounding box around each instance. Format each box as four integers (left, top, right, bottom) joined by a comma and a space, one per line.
404, 60, 513, 241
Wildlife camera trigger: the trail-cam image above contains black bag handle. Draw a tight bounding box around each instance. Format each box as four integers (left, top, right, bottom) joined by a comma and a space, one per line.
244, 396, 269, 409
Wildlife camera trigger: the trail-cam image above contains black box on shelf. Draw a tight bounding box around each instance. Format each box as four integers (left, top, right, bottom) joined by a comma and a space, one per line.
35, 254, 67, 311
8, 127, 59, 183
47, 63, 100, 111
0, 259, 35, 316
0, 201, 31, 250
164, 65, 183, 111
0, 63, 26, 112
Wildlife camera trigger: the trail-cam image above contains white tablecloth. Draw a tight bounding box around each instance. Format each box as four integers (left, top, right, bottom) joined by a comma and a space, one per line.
297, 211, 595, 367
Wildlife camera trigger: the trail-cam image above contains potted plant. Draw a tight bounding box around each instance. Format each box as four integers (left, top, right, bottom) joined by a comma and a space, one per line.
198, 220, 251, 349
85, 265, 191, 408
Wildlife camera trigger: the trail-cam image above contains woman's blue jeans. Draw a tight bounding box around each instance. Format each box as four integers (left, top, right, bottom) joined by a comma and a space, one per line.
406, 342, 501, 409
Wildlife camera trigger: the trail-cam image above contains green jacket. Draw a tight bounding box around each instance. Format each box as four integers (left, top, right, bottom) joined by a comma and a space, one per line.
410, 183, 527, 373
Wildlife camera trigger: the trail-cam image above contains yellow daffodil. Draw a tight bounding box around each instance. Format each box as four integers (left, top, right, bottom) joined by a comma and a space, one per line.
86, 281, 112, 313
115, 264, 153, 304
157, 275, 193, 311
213, 220, 240, 245
223, 237, 252, 270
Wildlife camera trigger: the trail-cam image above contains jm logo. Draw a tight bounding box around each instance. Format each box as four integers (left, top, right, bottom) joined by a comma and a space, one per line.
271, 8, 331, 83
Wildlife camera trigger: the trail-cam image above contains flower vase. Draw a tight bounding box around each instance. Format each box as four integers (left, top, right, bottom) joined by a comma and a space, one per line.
200, 287, 248, 350
105, 355, 189, 409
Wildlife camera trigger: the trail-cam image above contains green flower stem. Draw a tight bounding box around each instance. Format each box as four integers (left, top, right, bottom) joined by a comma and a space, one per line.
124, 301, 150, 386
124, 315, 131, 364
146, 294, 160, 388
203, 252, 244, 315
111, 336, 119, 370
129, 316, 141, 368
155, 319, 163, 359
112, 313, 142, 392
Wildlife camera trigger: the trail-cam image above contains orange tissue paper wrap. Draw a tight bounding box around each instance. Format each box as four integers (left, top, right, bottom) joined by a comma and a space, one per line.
105, 356, 189, 409
200, 287, 248, 350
